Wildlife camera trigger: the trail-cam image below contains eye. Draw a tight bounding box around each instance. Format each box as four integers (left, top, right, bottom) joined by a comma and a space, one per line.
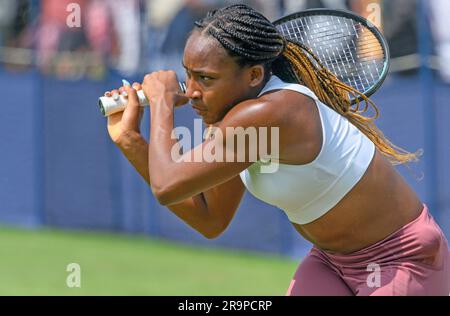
200, 75, 213, 82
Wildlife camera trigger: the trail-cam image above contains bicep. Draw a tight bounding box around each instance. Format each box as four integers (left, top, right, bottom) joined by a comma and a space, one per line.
154, 100, 277, 205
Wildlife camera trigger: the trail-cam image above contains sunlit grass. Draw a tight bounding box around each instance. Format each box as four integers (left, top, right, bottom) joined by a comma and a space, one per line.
0, 227, 298, 295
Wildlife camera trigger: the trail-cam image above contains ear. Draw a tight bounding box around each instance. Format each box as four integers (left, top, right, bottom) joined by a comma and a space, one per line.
248, 65, 265, 88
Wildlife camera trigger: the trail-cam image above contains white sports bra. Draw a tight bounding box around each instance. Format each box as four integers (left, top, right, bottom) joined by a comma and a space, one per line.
239, 76, 376, 225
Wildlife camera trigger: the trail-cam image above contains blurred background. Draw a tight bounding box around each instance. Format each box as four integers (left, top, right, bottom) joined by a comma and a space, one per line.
0, 0, 449, 295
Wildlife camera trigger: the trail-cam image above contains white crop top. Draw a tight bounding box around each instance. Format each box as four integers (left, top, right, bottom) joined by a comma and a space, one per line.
239, 76, 376, 225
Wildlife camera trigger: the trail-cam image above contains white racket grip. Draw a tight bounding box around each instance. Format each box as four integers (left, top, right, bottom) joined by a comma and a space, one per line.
98, 82, 187, 117
98, 90, 148, 117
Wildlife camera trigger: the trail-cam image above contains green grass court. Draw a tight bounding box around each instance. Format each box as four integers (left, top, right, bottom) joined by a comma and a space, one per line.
0, 227, 298, 295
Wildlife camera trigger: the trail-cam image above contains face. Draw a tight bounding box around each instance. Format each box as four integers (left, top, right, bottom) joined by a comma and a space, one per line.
182, 30, 265, 125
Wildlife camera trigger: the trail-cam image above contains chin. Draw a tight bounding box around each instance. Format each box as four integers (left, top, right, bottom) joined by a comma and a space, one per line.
203, 116, 221, 125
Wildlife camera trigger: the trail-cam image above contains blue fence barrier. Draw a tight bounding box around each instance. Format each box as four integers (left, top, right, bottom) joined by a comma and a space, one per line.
0, 67, 448, 258
0, 0, 447, 260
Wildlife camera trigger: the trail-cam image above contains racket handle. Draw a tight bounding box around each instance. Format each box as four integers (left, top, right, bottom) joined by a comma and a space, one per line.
98, 82, 187, 117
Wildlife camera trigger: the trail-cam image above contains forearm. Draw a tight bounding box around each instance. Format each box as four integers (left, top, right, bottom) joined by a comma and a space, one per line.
116, 130, 151, 185
117, 128, 216, 237
148, 95, 179, 193
167, 193, 223, 239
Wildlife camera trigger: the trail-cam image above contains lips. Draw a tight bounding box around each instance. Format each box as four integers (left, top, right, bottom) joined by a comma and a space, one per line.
192, 104, 207, 114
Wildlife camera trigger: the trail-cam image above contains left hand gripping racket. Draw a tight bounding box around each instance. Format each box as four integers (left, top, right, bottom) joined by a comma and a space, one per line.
98, 82, 187, 116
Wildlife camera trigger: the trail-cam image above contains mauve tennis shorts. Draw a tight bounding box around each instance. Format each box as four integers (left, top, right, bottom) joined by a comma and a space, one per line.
287, 204, 450, 296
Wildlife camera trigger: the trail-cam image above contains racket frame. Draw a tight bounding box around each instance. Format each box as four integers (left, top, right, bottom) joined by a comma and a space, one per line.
273, 8, 390, 103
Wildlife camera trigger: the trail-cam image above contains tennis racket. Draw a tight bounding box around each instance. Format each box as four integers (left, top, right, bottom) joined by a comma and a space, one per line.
273, 8, 390, 104
98, 9, 389, 116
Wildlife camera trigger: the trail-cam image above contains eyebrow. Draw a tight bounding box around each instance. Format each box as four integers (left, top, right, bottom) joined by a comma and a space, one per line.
181, 61, 220, 76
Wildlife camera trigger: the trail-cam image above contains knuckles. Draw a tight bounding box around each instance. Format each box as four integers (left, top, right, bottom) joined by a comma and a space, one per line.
143, 71, 177, 84
144, 73, 153, 81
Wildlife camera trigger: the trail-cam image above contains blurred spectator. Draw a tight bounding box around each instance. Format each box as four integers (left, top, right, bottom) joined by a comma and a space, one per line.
0, 0, 35, 71
308, 0, 347, 10
349, 0, 382, 29
36, 0, 88, 75
145, 0, 267, 74
0, 0, 19, 46
1, 0, 444, 82
146, 0, 185, 29
34, 0, 141, 79
159, 0, 218, 56
0, 0, 30, 47
145, 0, 184, 68
85, 0, 113, 58
106, 0, 141, 76
382, 0, 418, 61
282, 0, 306, 13
284, 0, 383, 21
428, 0, 450, 83
283, 0, 383, 28
283, 0, 346, 13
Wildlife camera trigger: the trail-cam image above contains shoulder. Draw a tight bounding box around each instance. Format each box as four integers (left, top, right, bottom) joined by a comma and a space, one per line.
219, 89, 317, 130
213, 90, 323, 164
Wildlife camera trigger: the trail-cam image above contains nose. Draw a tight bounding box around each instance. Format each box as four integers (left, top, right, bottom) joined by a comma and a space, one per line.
185, 78, 202, 100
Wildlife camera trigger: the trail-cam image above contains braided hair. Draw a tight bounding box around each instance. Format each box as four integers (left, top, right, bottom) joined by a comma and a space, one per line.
194, 4, 420, 165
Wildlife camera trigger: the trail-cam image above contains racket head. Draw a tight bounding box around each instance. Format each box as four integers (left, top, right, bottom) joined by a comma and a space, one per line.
273, 9, 390, 104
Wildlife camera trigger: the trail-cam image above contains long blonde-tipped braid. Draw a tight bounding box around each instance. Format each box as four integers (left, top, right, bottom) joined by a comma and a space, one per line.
281, 41, 421, 165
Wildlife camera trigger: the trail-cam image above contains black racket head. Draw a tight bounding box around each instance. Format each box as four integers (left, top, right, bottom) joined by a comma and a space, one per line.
273, 9, 390, 104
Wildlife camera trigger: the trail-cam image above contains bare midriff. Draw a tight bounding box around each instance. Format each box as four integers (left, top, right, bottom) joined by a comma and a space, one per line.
292, 149, 423, 255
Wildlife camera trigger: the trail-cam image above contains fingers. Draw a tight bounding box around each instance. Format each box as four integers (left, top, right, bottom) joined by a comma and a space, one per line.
104, 89, 121, 101
121, 85, 143, 130
132, 82, 142, 90
123, 85, 139, 107
103, 81, 142, 102
120, 83, 142, 103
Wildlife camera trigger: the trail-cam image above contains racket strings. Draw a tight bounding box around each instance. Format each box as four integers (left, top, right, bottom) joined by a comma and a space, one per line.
277, 16, 386, 95
285, 41, 381, 120
283, 42, 355, 114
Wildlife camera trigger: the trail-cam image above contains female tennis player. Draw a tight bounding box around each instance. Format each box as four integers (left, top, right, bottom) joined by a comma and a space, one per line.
104, 5, 449, 296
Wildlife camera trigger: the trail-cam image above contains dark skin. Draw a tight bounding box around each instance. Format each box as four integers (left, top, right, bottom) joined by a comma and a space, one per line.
105, 30, 423, 254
